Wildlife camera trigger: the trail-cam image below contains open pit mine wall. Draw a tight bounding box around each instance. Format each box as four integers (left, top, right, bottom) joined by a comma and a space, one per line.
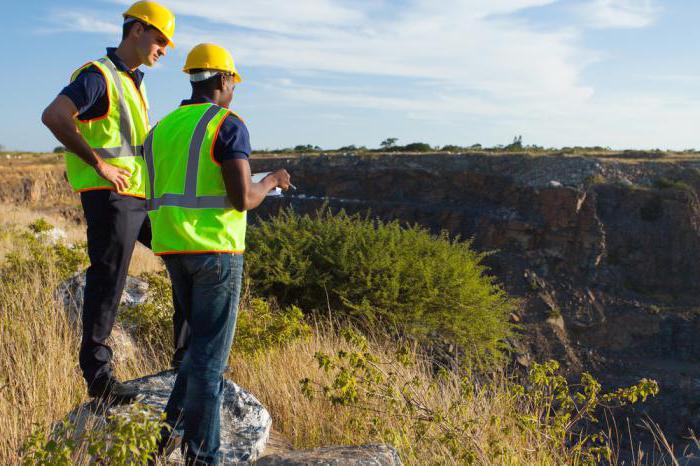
6, 152, 700, 438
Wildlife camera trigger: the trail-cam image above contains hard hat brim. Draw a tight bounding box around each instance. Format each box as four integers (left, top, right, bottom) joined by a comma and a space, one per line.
123, 13, 175, 48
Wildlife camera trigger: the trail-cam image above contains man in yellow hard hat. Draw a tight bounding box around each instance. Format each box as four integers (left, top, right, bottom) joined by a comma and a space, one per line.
144, 43, 290, 464
41, 1, 185, 403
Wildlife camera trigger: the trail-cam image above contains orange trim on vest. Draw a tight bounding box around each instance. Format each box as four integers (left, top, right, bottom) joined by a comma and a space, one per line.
209, 109, 232, 167
155, 249, 245, 256
124, 75, 149, 117
75, 63, 112, 123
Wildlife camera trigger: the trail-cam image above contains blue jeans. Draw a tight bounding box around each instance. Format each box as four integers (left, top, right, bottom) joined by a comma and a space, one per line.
162, 253, 244, 465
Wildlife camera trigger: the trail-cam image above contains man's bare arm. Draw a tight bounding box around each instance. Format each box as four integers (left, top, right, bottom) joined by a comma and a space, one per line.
41, 95, 131, 191
221, 159, 290, 212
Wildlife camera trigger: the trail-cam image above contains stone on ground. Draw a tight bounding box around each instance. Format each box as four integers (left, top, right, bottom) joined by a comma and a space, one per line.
67, 370, 272, 464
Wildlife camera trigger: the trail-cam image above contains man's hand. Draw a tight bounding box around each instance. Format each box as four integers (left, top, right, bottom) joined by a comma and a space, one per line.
267, 169, 291, 190
95, 160, 131, 192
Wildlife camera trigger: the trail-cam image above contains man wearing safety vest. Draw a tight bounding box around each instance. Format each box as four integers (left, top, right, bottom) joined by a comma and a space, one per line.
41, 1, 187, 402
144, 43, 290, 464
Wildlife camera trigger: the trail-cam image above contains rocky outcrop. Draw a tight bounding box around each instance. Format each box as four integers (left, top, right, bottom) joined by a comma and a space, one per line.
66, 370, 271, 464
0, 156, 72, 205
256, 444, 403, 465
56, 272, 150, 363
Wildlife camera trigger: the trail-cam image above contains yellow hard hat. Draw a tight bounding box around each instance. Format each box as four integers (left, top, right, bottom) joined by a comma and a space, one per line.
183, 43, 242, 83
123, 1, 175, 48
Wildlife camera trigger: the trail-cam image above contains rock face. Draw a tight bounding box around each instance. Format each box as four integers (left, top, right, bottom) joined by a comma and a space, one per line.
58, 272, 150, 324
67, 370, 272, 464
256, 444, 403, 466
249, 152, 700, 443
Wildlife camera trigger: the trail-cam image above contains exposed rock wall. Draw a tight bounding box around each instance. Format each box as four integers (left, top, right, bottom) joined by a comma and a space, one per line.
250, 153, 700, 441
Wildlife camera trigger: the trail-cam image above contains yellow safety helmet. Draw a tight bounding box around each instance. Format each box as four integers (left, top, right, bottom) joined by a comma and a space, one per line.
123, 1, 175, 48
183, 43, 242, 83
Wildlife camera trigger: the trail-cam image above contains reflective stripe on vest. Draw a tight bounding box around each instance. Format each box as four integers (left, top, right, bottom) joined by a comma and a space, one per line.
64, 56, 149, 196
144, 105, 230, 210
144, 103, 246, 255
94, 57, 140, 158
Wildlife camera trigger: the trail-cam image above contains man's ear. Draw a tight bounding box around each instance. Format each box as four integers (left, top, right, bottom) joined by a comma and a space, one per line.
130, 21, 145, 40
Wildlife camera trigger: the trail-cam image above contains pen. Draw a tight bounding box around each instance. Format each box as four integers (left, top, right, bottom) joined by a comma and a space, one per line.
288, 183, 297, 191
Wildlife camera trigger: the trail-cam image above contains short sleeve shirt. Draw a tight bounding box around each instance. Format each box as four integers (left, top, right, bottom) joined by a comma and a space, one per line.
179, 97, 251, 163
59, 47, 144, 120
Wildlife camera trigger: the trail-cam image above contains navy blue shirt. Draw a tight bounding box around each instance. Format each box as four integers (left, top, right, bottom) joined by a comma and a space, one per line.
59, 48, 144, 121
179, 97, 251, 163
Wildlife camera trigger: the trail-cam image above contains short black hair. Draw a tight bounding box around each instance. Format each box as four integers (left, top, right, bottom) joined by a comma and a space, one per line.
122, 19, 155, 41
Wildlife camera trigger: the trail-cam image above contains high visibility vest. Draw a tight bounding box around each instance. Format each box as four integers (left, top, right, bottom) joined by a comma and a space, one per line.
143, 103, 247, 255
64, 56, 150, 197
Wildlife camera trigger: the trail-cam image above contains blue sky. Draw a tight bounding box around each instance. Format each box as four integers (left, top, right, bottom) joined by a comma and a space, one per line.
2, 0, 699, 152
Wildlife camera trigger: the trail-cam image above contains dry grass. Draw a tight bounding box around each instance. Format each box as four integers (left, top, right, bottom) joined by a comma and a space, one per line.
0, 202, 163, 275
0, 204, 164, 464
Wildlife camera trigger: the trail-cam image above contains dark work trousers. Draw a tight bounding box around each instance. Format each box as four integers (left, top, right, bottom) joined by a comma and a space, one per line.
79, 190, 190, 384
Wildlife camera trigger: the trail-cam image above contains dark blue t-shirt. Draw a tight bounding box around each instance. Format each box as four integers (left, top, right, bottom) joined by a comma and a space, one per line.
59, 48, 144, 121
179, 98, 251, 163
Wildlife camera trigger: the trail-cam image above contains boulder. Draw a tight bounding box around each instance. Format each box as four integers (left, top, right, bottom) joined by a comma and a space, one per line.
67, 370, 271, 464
57, 272, 150, 325
256, 444, 403, 465
56, 272, 150, 363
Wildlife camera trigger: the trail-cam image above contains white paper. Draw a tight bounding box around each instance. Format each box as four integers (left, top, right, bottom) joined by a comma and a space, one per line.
251, 172, 283, 197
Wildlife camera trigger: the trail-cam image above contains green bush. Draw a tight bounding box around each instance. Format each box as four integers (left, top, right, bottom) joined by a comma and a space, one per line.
22, 404, 166, 466
301, 329, 659, 465
120, 275, 312, 357
246, 208, 516, 365
234, 297, 312, 356
1, 224, 87, 283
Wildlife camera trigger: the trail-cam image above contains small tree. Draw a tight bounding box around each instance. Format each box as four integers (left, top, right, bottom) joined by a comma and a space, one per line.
53, 146, 66, 153
505, 135, 523, 151
380, 138, 398, 150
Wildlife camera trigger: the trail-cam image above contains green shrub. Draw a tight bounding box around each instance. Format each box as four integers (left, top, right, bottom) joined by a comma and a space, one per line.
301, 329, 659, 465
234, 297, 312, 356
21, 421, 75, 466
120, 275, 312, 357
654, 177, 693, 192
22, 404, 167, 466
246, 208, 516, 365
28, 218, 54, 234
1, 225, 87, 283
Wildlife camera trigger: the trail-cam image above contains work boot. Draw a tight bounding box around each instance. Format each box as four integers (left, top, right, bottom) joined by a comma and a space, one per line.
87, 376, 138, 404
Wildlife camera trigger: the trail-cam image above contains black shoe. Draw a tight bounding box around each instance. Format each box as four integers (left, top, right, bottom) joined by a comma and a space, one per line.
87, 376, 138, 404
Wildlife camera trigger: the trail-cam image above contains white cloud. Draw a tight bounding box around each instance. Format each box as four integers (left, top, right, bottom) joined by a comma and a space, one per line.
160, 0, 595, 113
41, 0, 675, 148
37, 11, 121, 35
577, 0, 658, 29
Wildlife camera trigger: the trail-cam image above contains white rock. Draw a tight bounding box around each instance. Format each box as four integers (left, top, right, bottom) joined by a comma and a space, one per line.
65, 370, 271, 464
35, 227, 67, 245
57, 272, 150, 325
